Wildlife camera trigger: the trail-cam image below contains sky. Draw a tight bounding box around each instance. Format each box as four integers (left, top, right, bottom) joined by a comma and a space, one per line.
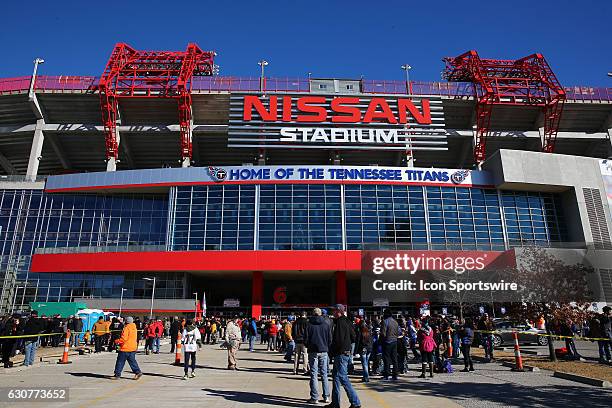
1, 0, 610, 86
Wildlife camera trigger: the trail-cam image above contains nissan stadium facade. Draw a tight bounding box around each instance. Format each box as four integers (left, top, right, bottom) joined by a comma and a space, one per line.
0, 44, 611, 317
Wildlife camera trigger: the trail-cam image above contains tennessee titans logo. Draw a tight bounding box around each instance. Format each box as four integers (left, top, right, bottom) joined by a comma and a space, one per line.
450, 170, 470, 185
208, 166, 227, 182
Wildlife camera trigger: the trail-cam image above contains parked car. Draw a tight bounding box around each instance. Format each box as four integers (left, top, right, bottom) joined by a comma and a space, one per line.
491, 319, 548, 347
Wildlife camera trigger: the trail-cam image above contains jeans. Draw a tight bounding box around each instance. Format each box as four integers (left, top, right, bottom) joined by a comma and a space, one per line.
409, 338, 421, 361
461, 344, 473, 369
24, 340, 38, 366
332, 353, 361, 407
348, 342, 355, 373
284, 340, 295, 361
308, 352, 329, 401
360, 349, 371, 381
94, 335, 104, 353
114, 351, 141, 377
383, 341, 398, 379
294, 343, 309, 373
248, 335, 256, 352
598, 340, 611, 362
184, 351, 196, 374
153, 337, 160, 353
483, 335, 494, 359
565, 338, 579, 359
267, 335, 277, 351
452, 334, 461, 358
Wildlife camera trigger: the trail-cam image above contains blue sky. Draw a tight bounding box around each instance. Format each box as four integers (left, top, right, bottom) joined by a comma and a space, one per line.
1, 0, 610, 86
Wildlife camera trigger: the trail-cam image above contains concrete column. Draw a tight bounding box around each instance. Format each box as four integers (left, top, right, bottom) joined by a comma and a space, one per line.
26, 119, 45, 181
251, 271, 263, 319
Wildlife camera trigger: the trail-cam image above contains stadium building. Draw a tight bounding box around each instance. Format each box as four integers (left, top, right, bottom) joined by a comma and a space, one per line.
0, 44, 611, 317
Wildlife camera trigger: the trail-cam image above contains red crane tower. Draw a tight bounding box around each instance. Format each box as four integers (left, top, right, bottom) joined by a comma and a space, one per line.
98, 43, 216, 169
443, 50, 565, 165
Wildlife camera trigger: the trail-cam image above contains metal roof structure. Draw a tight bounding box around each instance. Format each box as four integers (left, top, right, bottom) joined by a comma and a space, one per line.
0, 71, 610, 176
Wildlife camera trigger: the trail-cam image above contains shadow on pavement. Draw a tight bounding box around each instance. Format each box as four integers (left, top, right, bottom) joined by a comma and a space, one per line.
364, 378, 612, 408
202, 388, 306, 407
142, 372, 185, 380
68, 372, 112, 380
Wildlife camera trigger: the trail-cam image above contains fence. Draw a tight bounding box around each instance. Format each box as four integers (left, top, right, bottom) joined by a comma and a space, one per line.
0, 75, 610, 101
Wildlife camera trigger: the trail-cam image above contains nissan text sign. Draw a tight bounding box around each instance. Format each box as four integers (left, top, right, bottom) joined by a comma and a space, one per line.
228, 93, 447, 150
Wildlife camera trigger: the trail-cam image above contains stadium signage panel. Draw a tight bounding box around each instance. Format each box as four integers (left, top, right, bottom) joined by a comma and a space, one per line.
207, 165, 480, 186
228, 93, 446, 150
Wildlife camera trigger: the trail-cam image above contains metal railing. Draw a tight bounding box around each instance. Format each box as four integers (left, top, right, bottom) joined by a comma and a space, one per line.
0, 175, 47, 183
1, 75, 610, 102
35, 244, 167, 255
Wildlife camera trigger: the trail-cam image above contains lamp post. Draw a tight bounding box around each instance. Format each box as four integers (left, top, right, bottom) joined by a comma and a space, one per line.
143, 277, 156, 320
118, 288, 127, 318
193, 292, 198, 320
29, 58, 45, 97
258, 59, 268, 93
401, 64, 412, 94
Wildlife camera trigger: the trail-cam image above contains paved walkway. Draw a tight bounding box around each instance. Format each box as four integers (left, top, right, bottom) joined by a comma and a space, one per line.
1, 342, 610, 408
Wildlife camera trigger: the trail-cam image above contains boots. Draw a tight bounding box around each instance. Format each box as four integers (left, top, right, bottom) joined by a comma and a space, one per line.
428, 363, 434, 378
418, 364, 426, 378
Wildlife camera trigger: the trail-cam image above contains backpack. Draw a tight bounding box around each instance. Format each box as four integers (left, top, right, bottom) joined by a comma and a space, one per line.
443, 359, 454, 373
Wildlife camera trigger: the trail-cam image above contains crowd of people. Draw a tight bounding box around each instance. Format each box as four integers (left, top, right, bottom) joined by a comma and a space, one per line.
1, 305, 611, 407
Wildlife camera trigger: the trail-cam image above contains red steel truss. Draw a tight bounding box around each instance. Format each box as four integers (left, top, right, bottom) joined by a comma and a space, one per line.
98, 43, 215, 165
443, 50, 565, 164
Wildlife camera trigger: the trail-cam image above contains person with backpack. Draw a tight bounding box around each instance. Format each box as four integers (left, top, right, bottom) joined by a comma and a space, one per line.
181, 319, 202, 380
417, 322, 436, 378
459, 319, 475, 372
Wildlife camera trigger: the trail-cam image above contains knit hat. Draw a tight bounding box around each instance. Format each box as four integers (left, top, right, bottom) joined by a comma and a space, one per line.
125, 316, 134, 324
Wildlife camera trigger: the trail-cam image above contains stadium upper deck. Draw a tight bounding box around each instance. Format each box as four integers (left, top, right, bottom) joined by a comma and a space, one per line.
0, 75, 610, 175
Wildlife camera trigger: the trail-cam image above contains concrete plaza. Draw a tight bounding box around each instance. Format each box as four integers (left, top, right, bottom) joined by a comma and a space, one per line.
0, 342, 610, 408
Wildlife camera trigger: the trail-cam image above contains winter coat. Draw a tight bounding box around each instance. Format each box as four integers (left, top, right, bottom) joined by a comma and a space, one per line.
418, 327, 436, 353
304, 316, 332, 353
115, 323, 138, 352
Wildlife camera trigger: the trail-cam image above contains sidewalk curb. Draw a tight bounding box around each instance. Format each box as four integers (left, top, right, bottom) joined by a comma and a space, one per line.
553, 371, 611, 388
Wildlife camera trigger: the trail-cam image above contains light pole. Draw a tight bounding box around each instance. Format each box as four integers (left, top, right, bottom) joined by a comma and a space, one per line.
258, 59, 268, 93
29, 58, 45, 97
143, 277, 156, 320
118, 288, 127, 318
401, 64, 412, 94
193, 292, 198, 320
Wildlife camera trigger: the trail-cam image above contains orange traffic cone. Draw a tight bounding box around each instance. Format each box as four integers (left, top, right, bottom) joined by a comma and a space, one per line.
58, 329, 73, 364
174, 332, 182, 366
511, 331, 525, 372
